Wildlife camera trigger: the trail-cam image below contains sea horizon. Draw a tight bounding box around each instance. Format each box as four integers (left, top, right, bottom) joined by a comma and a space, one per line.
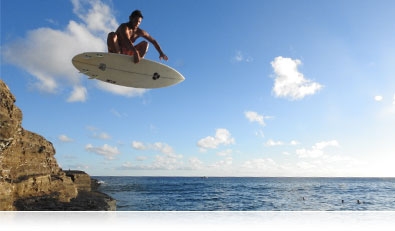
93, 175, 395, 178
93, 176, 395, 211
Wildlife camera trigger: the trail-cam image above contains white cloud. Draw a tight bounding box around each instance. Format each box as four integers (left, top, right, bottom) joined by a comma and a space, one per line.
67, 85, 88, 102
209, 157, 233, 168
96, 81, 148, 98
188, 157, 204, 170
231, 50, 253, 63
120, 161, 147, 170
377, 94, 395, 117
85, 143, 119, 160
131, 141, 175, 155
374, 95, 383, 102
152, 142, 175, 155
110, 108, 127, 118
217, 149, 233, 156
241, 158, 281, 175
197, 128, 235, 151
136, 156, 148, 161
132, 141, 147, 150
151, 151, 183, 170
96, 132, 111, 140
244, 111, 266, 126
296, 140, 339, 158
86, 126, 111, 140
90, 131, 111, 140
290, 140, 300, 145
1, 0, 148, 101
271, 56, 323, 100
71, 0, 118, 37
122, 142, 184, 170
265, 139, 299, 147
314, 140, 339, 149
58, 134, 74, 143
265, 139, 283, 147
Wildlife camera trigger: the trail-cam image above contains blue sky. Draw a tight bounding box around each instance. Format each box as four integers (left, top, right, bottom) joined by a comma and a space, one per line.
1, 0, 395, 176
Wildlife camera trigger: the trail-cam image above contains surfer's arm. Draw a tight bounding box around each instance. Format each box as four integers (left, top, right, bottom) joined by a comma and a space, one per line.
140, 30, 168, 61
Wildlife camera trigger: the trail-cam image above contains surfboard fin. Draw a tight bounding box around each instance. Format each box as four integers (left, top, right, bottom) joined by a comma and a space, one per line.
79, 69, 89, 74
79, 69, 98, 79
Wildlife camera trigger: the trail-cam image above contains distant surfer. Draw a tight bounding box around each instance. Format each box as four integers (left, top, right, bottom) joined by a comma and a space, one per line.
107, 10, 168, 63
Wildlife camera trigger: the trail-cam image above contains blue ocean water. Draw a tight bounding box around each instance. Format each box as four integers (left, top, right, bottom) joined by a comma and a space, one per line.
94, 177, 395, 211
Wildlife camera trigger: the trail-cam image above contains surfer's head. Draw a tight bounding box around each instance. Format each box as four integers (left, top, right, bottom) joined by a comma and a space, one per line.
129, 10, 143, 21
129, 10, 143, 29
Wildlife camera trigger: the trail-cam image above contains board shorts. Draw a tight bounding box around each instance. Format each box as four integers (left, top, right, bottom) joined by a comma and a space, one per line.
121, 48, 135, 56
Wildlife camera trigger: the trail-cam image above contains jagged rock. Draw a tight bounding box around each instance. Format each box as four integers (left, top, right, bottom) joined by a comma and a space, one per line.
13, 182, 116, 211
65, 170, 92, 192
0, 80, 115, 210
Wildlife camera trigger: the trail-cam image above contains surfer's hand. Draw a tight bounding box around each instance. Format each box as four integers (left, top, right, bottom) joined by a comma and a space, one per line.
160, 53, 168, 61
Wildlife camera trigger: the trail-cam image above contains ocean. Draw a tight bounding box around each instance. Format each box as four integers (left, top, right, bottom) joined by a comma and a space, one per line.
94, 177, 395, 211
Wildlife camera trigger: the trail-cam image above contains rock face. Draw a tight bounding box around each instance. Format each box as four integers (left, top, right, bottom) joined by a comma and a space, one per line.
0, 80, 115, 210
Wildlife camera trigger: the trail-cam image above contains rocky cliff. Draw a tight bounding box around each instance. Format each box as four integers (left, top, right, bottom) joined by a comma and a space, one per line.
0, 80, 115, 210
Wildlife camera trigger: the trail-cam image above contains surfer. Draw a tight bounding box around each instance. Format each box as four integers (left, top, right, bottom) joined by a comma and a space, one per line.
107, 10, 168, 63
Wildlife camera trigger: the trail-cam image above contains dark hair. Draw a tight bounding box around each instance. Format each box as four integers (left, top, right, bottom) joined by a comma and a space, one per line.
129, 10, 143, 21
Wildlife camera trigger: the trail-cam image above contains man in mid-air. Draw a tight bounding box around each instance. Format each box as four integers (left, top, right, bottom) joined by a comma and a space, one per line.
107, 10, 168, 63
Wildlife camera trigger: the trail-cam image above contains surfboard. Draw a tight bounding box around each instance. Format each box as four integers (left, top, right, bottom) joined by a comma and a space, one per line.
71, 52, 185, 89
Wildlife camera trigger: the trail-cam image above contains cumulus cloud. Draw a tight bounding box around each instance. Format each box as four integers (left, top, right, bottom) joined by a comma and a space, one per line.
197, 128, 235, 152
296, 140, 339, 158
271, 56, 323, 100
71, 0, 117, 37
85, 143, 119, 160
67, 85, 88, 102
151, 151, 183, 170
152, 142, 175, 155
58, 134, 74, 143
244, 111, 267, 126
209, 157, 233, 168
132, 141, 147, 150
188, 157, 204, 170
123, 141, 187, 170
123, 154, 183, 171
131, 141, 175, 155
1, 0, 146, 101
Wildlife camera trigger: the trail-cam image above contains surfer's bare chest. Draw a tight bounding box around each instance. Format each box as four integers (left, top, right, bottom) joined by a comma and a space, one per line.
127, 28, 141, 42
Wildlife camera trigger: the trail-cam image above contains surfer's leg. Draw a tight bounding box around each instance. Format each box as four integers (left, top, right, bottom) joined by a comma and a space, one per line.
135, 41, 149, 58
107, 32, 120, 53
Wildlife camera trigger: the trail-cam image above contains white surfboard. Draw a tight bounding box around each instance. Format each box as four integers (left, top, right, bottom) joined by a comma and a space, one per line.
71, 52, 185, 89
